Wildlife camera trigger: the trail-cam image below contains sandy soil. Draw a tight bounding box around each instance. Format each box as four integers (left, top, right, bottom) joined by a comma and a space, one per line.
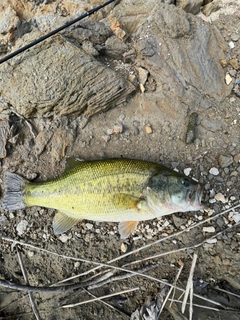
0, 1, 240, 319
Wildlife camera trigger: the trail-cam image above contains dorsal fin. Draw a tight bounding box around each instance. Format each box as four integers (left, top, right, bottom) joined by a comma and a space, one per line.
65, 157, 85, 172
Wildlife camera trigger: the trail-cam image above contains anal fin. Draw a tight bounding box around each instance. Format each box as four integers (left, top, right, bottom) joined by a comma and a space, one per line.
118, 221, 139, 239
53, 211, 81, 235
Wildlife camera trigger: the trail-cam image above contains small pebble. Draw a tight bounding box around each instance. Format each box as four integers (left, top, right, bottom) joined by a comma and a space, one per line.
231, 213, 240, 223
102, 135, 111, 143
218, 155, 233, 168
215, 193, 228, 203
119, 114, 126, 122
74, 262, 80, 269
231, 33, 240, 42
184, 168, 192, 176
209, 198, 216, 204
209, 167, 219, 175
27, 251, 34, 257
16, 220, 28, 236
113, 124, 123, 134
138, 67, 149, 86
220, 59, 227, 67
140, 83, 145, 93
59, 234, 69, 243
234, 154, 240, 163
229, 41, 235, 49
205, 208, 214, 216
121, 243, 127, 253
229, 59, 239, 70
203, 226, 215, 233
85, 223, 93, 230
225, 73, 232, 85
201, 119, 222, 132
145, 124, 153, 134
0, 214, 7, 224
206, 238, 217, 244
106, 128, 114, 135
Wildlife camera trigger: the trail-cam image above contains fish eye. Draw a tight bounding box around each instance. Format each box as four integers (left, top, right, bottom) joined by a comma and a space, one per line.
182, 178, 190, 187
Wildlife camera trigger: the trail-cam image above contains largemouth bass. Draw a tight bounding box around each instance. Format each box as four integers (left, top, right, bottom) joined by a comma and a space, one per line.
2, 158, 203, 238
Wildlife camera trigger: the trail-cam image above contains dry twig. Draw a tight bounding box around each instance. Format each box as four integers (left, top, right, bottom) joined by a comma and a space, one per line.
61, 287, 139, 308
168, 261, 184, 309
17, 248, 42, 320
181, 253, 198, 319
52, 203, 240, 285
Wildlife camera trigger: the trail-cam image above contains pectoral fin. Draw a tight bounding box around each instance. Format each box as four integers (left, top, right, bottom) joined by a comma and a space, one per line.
53, 211, 81, 235
113, 194, 140, 210
118, 221, 139, 239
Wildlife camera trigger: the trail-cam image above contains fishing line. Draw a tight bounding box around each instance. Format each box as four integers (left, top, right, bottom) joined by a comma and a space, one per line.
0, 0, 118, 64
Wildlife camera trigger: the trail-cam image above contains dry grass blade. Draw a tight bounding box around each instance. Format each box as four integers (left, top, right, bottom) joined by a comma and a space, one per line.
156, 263, 185, 316
215, 287, 240, 299
52, 203, 240, 285
61, 287, 139, 308
169, 262, 184, 309
1, 211, 239, 310
17, 247, 42, 320
51, 219, 240, 287
189, 284, 193, 320
169, 299, 221, 311
0, 255, 225, 308
87, 264, 159, 290
2, 225, 239, 308
81, 288, 129, 317
181, 253, 198, 318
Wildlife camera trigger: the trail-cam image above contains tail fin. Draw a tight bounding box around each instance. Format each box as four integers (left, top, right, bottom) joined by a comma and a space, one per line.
2, 172, 27, 210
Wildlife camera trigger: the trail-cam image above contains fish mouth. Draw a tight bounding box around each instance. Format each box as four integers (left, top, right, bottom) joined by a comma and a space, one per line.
186, 184, 204, 209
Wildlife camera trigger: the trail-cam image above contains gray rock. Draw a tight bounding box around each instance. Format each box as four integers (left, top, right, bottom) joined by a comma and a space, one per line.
201, 119, 222, 132
176, 0, 204, 15
16, 220, 28, 236
218, 155, 233, 168
130, 3, 230, 120
0, 44, 8, 54
104, 35, 129, 59
161, 0, 176, 3
202, 0, 220, 17
81, 40, 99, 57
172, 214, 188, 228
50, 128, 74, 162
231, 33, 240, 42
138, 67, 149, 86
0, 120, 10, 158
0, 6, 20, 35
0, 34, 135, 118
34, 130, 53, 155
0, 1, 231, 122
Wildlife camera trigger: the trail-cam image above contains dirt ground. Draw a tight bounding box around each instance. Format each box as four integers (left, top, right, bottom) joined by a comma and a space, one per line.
0, 1, 240, 319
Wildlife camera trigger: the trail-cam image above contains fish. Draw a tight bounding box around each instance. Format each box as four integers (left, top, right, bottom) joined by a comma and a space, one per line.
2, 158, 203, 238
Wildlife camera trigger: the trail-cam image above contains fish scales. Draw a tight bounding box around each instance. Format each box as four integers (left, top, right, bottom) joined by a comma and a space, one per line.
2, 158, 203, 238
24, 159, 157, 221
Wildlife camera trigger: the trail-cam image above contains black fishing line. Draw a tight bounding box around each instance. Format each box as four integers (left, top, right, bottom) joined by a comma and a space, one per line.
0, 0, 117, 64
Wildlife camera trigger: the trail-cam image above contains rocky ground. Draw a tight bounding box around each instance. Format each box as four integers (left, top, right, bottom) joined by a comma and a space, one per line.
0, 0, 240, 319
